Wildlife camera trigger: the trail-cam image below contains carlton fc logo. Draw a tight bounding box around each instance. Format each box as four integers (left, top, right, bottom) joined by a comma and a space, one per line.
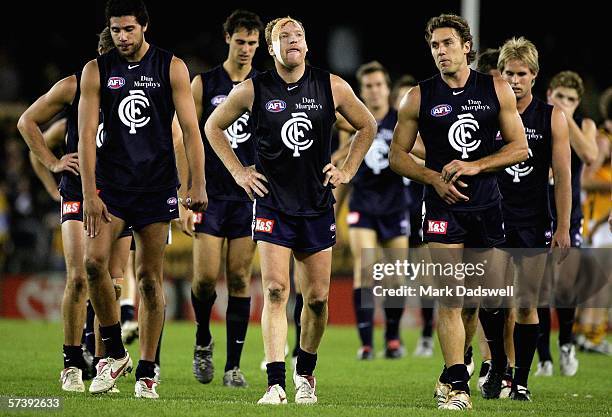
431, 104, 452, 117
364, 137, 390, 174
448, 113, 481, 159
505, 147, 534, 182
266, 99, 286, 113
107, 77, 125, 90
225, 114, 251, 148
211, 95, 227, 106
281, 112, 313, 157
118, 90, 151, 134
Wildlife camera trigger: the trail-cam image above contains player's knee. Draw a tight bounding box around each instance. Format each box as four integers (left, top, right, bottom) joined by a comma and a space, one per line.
516, 307, 533, 322
306, 296, 328, 317
66, 271, 88, 299
227, 270, 248, 295
193, 279, 216, 299
138, 276, 160, 300
84, 256, 106, 282
266, 282, 287, 305
461, 307, 478, 321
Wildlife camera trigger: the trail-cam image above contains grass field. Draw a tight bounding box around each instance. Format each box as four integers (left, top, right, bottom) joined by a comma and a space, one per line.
0, 319, 610, 416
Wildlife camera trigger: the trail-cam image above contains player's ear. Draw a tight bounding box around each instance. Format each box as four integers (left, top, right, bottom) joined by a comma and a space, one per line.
142, 23, 148, 33
463, 40, 471, 55
268, 44, 275, 57
225, 33, 231, 45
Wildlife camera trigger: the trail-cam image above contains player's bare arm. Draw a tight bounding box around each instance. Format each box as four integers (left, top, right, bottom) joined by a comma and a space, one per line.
550, 106, 571, 255
204, 79, 268, 200
390, 86, 468, 204
328, 74, 377, 187
171, 57, 207, 212
78, 59, 111, 237
29, 118, 67, 201
552, 97, 598, 165
17, 76, 79, 176
442, 78, 528, 184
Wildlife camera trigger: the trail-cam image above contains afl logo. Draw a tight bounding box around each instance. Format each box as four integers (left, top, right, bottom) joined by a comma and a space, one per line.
448, 113, 481, 159
211, 95, 227, 107
167, 197, 178, 205
107, 77, 125, 90
281, 112, 313, 157
118, 89, 150, 134
266, 99, 286, 113
225, 113, 251, 148
431, 104, 452, 117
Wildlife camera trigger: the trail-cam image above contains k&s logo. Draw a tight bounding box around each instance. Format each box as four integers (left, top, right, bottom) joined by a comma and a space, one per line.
427, 220, 448, 234
62, 201, 81, 215
254, 217, 275, 233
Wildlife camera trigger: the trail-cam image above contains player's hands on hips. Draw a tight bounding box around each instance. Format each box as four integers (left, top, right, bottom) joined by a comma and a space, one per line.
441, 160, 481, 184
432, 175, 469, 205
177, 204, 195, 237
323, 163, 350, 187
550, 227, 570, 264
83, 194, 111, 238
184, 183, 208, 212
234, 165, 268, 201
51, 152, 79, 176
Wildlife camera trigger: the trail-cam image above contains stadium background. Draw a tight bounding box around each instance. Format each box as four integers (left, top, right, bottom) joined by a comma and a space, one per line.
0, 1, 609, 324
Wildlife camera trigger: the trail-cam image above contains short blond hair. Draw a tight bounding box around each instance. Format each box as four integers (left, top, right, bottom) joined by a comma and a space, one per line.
498, 37, 539, 75
264, 16, 305, 47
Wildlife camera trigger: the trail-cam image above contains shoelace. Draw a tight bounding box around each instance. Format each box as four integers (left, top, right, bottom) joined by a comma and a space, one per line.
194, 350, 212, 369
296, 378, 314, 397
64, 369, 81, 385
230, 369, 243, 385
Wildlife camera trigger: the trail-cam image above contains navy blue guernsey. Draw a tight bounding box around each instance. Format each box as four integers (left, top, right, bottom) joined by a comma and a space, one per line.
60, 71, 106, 198
419, 70, 501, 211
96, 45, 177, 192
549, 114, 584, 224
497, 97, 553, 226
200, 65, 258, 201
251, 66, 336, 216
350, 109, 410, 215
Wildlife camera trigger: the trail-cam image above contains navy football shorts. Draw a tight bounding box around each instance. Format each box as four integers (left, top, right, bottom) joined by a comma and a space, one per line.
193, 197, 252, 240
98, 187, 178, 231
422, 202, 505, 248
252, 201, 336, 253
60, 190, 132, 238
346, 210, 408, 242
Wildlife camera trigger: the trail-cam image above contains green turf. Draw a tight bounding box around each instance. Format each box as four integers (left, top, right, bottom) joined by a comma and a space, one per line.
0, 319, 610, 416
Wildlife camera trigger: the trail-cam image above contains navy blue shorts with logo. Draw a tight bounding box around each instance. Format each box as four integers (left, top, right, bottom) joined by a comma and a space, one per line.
346, 210, 408, 242
60, 191, 132, 238
422, 202, 505, 248
252, 202, 336, 253
98, 187, 178, 231
499, 223, 552, 249
193, 198, 252, 240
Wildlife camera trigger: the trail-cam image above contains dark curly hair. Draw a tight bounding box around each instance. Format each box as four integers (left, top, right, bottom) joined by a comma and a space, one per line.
105, 0, 149, 27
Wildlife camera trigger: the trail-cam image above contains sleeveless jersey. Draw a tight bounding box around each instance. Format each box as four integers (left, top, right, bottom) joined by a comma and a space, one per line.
199, 65, 258, 201
97, 45, 177, 192
497, 96, 553, 226
419, 70, 501, 211
350, 109, 410, 214
251, 66, 336, 216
